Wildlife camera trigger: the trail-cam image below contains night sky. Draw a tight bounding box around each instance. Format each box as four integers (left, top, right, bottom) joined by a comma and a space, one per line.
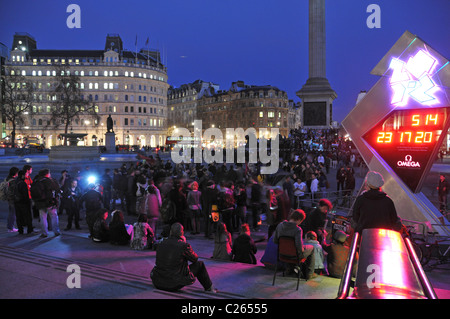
0, 0, 449, 123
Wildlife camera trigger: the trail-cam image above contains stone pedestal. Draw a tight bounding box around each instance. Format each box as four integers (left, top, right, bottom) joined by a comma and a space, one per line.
105, 132, 116, 153
49, 146, 100, 162
297, 0, 337, 129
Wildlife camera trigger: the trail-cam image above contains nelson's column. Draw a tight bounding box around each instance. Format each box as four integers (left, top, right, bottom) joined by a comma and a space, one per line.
297, 0, 337, 128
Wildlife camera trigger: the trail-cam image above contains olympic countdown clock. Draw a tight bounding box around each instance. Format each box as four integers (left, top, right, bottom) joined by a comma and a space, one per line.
363, 107, 450, 193
342, 31, 450, 234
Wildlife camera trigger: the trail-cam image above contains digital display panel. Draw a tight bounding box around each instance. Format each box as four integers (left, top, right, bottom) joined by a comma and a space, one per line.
363, 106, 450, 193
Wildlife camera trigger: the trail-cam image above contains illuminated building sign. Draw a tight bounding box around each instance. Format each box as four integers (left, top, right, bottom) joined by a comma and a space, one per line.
389, 49, 440, 106
363, 107, 450, 192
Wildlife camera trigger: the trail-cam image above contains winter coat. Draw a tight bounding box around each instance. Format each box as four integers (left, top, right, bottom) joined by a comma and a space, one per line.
352, 188, 401, 233
150, 236, 198, 291
232, 233, 257, 264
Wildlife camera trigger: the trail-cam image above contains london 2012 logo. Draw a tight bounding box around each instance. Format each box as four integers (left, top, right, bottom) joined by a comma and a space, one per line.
389, 49, 441, 107
397, 155, 421, 168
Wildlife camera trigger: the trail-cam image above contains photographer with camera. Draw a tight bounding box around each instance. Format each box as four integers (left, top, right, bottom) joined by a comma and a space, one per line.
31, 169, 61, 238
63, 179, 82, 230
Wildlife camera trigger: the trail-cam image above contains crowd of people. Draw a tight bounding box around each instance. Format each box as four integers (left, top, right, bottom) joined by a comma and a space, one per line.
2, 128, 393, 291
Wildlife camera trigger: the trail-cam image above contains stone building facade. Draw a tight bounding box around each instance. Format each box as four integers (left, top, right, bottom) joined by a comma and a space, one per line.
3, 33, 169, 148
197, 81, 297, 142
167, 79, 219, 131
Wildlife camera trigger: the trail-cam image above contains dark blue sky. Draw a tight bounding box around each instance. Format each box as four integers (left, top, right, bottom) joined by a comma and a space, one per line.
1, 0, 449, 122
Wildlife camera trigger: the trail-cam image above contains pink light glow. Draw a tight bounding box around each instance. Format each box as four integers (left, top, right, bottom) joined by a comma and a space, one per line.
379, 230, 407, 291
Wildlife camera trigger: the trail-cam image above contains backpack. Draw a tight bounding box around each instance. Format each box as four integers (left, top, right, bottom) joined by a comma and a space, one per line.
7, 179, 21, 202
159, 197, 176, 224
30, 178, 49, 202
0, 179, 9, 201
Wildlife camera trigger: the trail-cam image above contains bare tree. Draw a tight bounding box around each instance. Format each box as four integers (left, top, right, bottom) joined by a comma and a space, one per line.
0, 69, 35, 147
47, 64, 99, 146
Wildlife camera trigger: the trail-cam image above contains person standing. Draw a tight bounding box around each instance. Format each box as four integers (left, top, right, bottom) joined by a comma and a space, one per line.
310, 173, 319, 207
80, 183, 103, 238
201, 180, 218, 239
14, 170, 34, 234
293, 177, 307, 209
336, 166, 347, 198
32, 169, 61, 238
437, 174, 448, 213
283, 175, 295, 209
5, 167, 19, 232
100, 168, 113, 211
63, 179, 82, 230
186, 181, 202, 235
251, 179, 263, 231
23, 165, 38, 219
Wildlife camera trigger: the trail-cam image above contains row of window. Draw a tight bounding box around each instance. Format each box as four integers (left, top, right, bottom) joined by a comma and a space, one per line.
10, 68, 166, 82
27, 117, 164, 128
30, 81, 165, 96
124, 118, 164, 127
30, 57, 154, 67
30, 104, 164, 115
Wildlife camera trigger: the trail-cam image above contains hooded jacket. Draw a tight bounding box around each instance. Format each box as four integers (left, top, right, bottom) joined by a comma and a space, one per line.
352, 188, 401, 233
273, 220, 304, 254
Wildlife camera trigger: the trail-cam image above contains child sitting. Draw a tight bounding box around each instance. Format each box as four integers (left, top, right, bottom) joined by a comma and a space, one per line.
304, 231, 326, 275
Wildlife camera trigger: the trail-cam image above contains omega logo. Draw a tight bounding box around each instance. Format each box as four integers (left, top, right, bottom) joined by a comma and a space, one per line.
397, 155, 421, 168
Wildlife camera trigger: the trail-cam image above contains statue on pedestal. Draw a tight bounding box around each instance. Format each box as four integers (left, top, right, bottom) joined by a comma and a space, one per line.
107, 114, 114, 133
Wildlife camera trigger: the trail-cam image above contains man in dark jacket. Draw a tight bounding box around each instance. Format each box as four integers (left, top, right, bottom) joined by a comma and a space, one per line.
303, 198, 333, 243
32, 169, 61, 238
63, 179, 82, 230
14, 170, 34, 234
150, 223, 217, 292
352, 171, 401, 233
80, 184, 103, 237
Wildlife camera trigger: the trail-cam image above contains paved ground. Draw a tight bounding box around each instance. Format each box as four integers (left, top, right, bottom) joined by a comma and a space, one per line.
0, 152, 449, 303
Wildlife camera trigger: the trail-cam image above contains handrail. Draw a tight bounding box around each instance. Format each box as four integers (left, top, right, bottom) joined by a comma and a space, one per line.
404, 237, 438, 299
336, 231, 360, 299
